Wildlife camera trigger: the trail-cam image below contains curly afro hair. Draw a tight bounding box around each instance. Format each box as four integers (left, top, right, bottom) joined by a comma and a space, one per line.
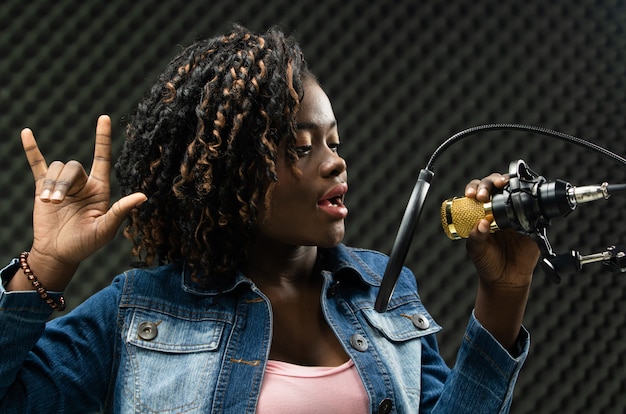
115, 24, 311, 288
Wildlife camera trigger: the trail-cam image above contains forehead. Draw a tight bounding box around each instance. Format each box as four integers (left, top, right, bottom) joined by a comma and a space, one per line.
297, 80, 336, 126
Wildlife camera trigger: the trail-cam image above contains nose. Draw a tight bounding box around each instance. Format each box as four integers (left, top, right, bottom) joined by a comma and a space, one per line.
320, 151, 347, 178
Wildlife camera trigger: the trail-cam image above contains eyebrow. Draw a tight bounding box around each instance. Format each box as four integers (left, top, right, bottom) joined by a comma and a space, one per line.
296, 120, 337, 131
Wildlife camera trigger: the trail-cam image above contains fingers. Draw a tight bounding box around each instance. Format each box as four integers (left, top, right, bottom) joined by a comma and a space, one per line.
90, 115, 112, 184
23, 115, 113, 203
465, 173, 509, 202
21, 128, 48, 181
21, 127, 87, 202
40, 160, 89, 203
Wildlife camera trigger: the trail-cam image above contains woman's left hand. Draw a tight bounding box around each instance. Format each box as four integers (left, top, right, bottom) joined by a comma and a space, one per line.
464, 173, 540, 350
464, 173, 540, 289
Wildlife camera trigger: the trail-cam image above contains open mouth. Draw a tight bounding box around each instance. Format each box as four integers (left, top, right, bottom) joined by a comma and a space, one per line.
317, 184, 348, 219
318, 195, 344, 207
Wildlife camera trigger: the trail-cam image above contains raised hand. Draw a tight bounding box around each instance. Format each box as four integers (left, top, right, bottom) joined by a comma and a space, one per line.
464, 173, 540, 350
464, 173, 540, 287
12, 115, 146, 292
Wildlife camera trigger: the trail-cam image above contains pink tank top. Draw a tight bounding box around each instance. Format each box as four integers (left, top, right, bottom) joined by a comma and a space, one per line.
256, 359, 369, 413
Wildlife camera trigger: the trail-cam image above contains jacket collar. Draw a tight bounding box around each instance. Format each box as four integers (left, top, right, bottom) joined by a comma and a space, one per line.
320, 244, 383, 287
181, 243, 382, 296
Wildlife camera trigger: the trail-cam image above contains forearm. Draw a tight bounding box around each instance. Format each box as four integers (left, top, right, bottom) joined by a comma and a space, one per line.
0, 281, 55, 400
474, 279, 531, 351
0, 265, 123, 411
432, 313, 529, 414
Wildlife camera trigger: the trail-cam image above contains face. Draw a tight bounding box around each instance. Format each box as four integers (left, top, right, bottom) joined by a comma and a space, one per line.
256, 79, 348, 248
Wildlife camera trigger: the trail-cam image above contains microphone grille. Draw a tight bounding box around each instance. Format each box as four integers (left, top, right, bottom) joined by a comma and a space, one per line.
441, 197, 494, 239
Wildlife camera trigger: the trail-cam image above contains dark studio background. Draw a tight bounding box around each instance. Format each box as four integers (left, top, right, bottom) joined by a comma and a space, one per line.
1, 0, 624, 412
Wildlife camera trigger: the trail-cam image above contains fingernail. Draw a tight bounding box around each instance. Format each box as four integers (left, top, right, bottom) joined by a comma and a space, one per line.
40, 189, 50, 199
51, 190, 63, 201
478, 188, 489, 198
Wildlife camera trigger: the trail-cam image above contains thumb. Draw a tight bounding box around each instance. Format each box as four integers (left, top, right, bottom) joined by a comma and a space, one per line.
101, 192, 147, 236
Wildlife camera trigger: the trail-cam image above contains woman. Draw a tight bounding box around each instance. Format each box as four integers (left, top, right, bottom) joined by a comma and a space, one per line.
0, 25, 539, 413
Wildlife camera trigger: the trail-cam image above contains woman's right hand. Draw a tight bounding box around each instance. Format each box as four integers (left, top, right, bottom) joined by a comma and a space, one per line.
8, 115, 146, 292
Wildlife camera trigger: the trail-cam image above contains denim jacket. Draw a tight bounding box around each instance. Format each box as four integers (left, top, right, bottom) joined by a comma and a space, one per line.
0, 244, 528, 413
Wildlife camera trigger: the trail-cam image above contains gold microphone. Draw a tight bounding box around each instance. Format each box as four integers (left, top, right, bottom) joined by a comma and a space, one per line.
441, 181, 615, 239
440, 197, 500, 239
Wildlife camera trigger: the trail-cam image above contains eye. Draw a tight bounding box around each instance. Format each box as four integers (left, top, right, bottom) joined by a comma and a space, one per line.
328, 142, 341, 153
295, 145, 313, 157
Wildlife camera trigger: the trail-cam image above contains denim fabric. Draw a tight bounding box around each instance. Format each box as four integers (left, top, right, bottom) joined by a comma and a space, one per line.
0, 244, 528, 413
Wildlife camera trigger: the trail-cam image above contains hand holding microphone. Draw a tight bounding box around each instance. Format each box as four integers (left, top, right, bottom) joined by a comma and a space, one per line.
441, 159, 621, 239
440, 159, 626, 283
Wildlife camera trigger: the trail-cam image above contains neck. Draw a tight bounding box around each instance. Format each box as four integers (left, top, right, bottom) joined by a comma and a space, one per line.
246, 238, 320, 288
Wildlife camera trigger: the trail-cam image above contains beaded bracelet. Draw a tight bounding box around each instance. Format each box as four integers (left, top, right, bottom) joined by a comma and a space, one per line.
19, 251, 66, 311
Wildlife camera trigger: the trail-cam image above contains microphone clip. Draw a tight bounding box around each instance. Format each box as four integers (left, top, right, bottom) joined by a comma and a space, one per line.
498, 159, 624, 283
491, 159, 574, 236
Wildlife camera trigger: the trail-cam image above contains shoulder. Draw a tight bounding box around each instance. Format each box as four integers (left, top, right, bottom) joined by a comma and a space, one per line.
344, 245, 391, 262
117, 262, 183, 288
113, 262, 188, 302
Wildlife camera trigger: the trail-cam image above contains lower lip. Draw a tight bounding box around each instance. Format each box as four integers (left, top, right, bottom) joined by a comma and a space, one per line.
318, 203, 349, 219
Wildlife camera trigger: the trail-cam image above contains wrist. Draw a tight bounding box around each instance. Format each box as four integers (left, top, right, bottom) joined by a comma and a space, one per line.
12, 251, 72, 311
18, 249, 78, 292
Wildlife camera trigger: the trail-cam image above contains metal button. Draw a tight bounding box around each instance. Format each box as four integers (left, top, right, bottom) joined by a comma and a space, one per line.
350, 333, 368, 352
411, 313, 430, 330
137, 321, 159, 341
378, 398, 393, 413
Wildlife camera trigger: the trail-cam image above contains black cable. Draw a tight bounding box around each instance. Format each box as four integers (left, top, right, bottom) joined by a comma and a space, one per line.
426, 123, 626, 172
608, 184, 626, 194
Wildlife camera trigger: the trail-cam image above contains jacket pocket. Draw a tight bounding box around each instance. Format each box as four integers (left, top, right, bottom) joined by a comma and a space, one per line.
121, 308, 226, 413
358, 299, 442, 406
361, 299, 441, 341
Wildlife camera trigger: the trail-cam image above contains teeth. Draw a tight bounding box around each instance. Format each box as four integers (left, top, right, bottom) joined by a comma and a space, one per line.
321, 195, 343, 207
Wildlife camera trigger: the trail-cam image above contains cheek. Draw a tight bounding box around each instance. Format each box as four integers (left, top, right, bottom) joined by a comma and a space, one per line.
270, 169, 308, 210
263, 182, 306, 222
265, 162, 315, 221
270, 191, 309, 219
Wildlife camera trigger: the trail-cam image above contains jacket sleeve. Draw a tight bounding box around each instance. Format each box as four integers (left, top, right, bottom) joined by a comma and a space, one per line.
421, 311, 529, 413
0, 259, 123, 413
